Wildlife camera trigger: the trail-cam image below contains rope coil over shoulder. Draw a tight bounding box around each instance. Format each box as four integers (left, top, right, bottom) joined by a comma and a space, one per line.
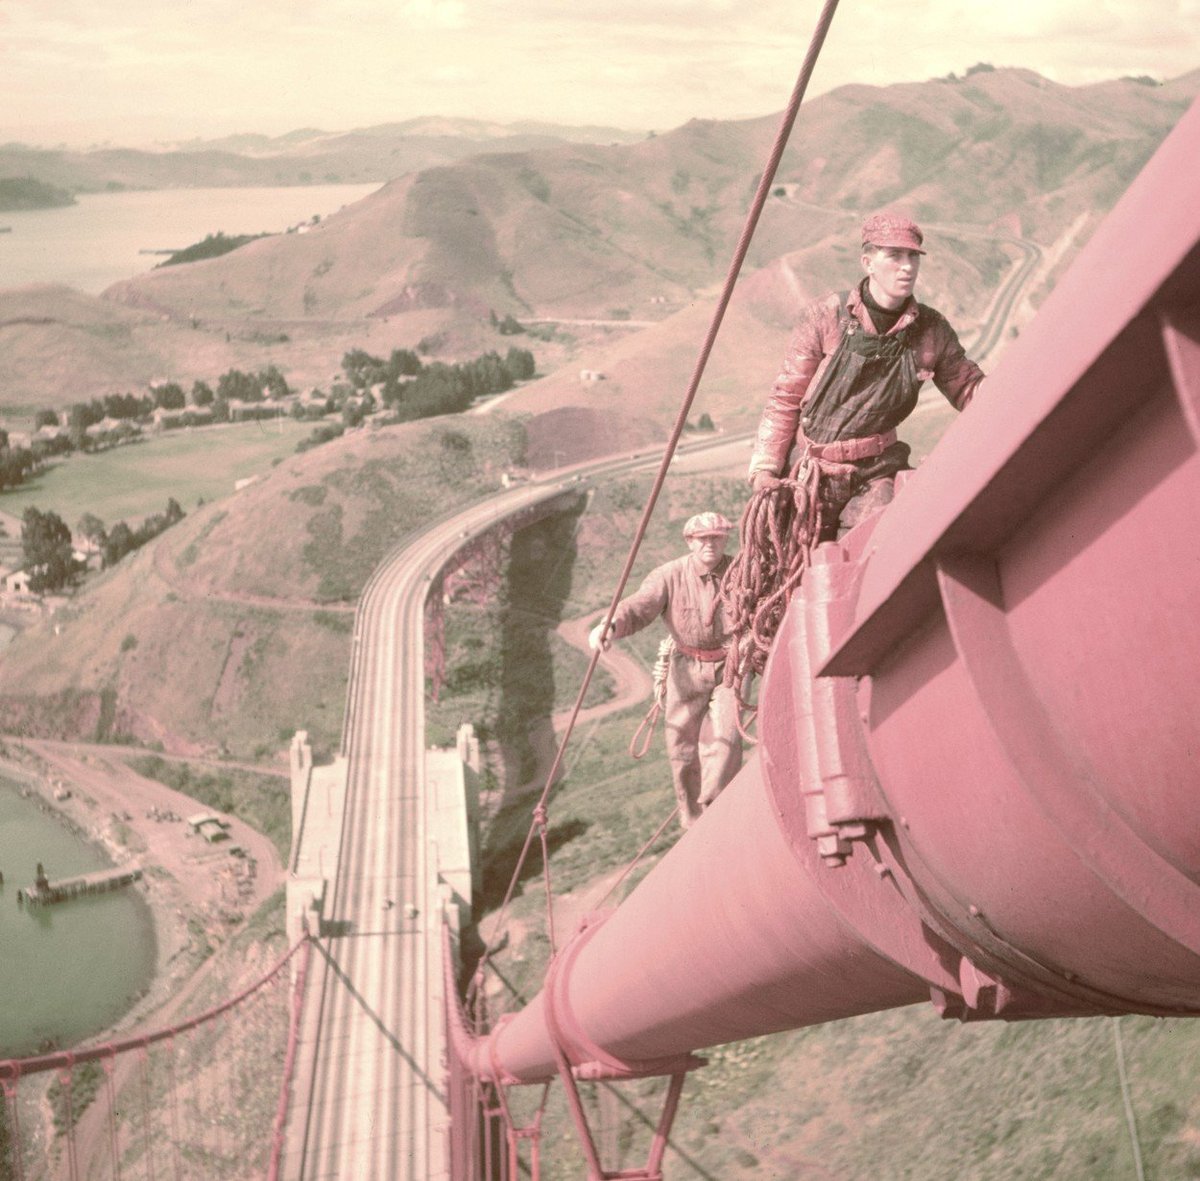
720, 455, 832, 714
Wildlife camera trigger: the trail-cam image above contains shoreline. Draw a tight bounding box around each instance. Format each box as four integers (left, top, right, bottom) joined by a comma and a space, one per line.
0, 738, 286, 1055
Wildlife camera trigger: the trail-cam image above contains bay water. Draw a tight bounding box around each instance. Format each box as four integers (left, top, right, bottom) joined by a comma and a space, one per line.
0, 182, 380, 295
0, 774, 156, 1058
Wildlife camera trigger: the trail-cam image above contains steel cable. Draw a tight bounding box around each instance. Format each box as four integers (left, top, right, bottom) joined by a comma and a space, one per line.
472, 0, 843, 990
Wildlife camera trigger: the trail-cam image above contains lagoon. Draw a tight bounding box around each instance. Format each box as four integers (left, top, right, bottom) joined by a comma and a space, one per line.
0, 182, 380, 295
0, 775, 156, 1058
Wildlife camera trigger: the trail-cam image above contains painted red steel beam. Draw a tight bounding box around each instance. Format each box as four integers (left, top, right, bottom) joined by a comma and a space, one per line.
467, 97, 1200, 1086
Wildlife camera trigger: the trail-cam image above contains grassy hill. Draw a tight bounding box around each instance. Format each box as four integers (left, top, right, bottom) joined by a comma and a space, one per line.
4, 67, 1197, 751
0, 118, 646, 193
0, 72, 1197, 1177
4, 68, 1194, 427
99, 68, 1199, 326
439, 471, 1200, 1180
0, 414, 526, 759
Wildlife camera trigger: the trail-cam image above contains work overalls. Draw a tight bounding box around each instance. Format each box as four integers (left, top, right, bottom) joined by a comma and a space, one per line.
791, 295, 923, 539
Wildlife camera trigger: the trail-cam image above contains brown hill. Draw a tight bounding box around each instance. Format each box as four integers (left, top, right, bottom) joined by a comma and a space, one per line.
0, 118, 645, 192
99, 68, 1197, 329
2, 69, 1197, 756
5, 69, 1194, 419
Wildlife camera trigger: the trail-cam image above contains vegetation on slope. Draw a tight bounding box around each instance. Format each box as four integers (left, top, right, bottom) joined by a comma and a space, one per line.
158, 231, 272, 268
0, 176, 75, 211
0, 415, 528, 760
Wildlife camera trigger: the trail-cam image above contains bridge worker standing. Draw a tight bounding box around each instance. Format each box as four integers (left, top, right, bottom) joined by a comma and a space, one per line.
589, 512, 743, 829
748, 211, 984, 539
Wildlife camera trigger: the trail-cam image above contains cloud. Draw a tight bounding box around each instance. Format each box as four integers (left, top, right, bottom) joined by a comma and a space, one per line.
0, 0, 1195, 145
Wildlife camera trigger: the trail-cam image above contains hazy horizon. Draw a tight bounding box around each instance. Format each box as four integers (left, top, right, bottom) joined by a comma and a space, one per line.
4, 0, 1197, 149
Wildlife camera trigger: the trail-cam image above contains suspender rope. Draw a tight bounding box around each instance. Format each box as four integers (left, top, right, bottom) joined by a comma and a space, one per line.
473, 0, 844, 986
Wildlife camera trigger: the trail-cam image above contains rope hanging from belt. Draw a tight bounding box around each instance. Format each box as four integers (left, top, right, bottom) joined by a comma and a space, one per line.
629, 638, 674, 759
721, 448, 863, 717
720, 460, 816, 717
721, 425, 898, 717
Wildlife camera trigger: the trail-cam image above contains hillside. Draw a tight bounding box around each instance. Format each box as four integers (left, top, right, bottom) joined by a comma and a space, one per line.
2, 68, 1198, 748
100, 68, 1199, 327
0, 176, 75, 211
0, 118, 646, 193
1, 72, 1198, 1178
0, 414, 526, 759
4, 69, 1195, 423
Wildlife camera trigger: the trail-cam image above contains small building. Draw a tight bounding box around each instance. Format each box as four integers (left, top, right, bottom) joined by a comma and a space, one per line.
187, 813, 232, 843
579, 369, 606, 383
2, 568, 32, 595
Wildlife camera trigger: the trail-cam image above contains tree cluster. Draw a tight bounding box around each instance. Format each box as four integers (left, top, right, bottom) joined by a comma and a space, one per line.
156, 231, 271, 269
341, 347, 422, 390
0, 176, 76, 211
216, 364, 290, 403
21, 507, 81, 593
0, 442, 36, 491
488, 310, 527, 336
96, 498, 186, 569
375, 347, 536, 420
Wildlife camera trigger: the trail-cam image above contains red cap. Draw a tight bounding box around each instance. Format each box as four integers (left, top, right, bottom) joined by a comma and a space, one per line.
861, 212, 926, 254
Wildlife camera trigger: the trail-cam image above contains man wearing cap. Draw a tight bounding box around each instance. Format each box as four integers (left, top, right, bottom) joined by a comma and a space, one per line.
589, 512, 742, 828
748, 211, 984, 537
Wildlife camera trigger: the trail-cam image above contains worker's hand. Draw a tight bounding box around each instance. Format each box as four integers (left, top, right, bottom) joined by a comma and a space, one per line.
751, 471, 782, 493
588, 621, 615, 652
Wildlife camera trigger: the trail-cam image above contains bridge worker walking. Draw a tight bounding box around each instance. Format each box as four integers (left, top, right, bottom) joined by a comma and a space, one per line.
721, 213, 985, 704
589, 512, 742, 829
748, 211, 984, 536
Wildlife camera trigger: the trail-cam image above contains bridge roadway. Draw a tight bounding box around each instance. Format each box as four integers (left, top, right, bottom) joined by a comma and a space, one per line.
281, 438, 752, 1180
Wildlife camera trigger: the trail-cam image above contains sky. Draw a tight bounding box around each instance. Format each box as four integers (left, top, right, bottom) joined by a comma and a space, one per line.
2, 0, 1197, 148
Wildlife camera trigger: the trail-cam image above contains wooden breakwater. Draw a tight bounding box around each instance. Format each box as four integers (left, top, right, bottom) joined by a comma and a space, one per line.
18, 864, 143, 906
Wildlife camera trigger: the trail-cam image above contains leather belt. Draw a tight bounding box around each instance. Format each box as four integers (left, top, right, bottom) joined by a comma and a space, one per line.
675, 642, 727, 662
801, 427, 897, 463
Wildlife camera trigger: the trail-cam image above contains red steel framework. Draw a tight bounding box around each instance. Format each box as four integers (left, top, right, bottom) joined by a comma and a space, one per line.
445, 93, 1200, 1177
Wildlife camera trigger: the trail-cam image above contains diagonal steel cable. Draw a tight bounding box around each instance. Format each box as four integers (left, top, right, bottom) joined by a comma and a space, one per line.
476, 0, 844, 971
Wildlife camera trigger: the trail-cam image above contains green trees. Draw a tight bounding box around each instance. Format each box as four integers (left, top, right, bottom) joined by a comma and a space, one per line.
0, 445, 34, 490
21, 507, 80, 592
101, 499, 186, 569
217, 368, 263, 403
152, 382, 187, 410
504, 346, 536, 381
0, 177, 75, 211
156, 231, 270, 268
77, 512, 107, 548
377, 347, 536, 421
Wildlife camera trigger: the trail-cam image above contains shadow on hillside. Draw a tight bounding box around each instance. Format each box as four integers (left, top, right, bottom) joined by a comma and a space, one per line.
477, 814, 590, 915
493, 500, 586, 795
473, 499, 589, 913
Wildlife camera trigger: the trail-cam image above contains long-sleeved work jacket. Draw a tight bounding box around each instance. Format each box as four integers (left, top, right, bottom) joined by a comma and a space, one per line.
749, 284, 984, 478
611, 553, 731, 651
611, 551, 739, 826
